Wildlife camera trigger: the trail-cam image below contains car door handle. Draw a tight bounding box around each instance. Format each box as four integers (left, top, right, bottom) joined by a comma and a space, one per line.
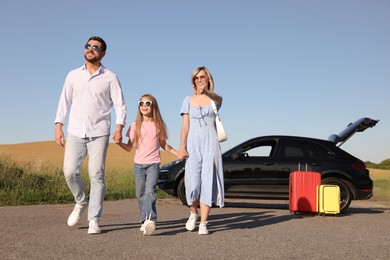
312, 162, 323, 166
264, 162, 275, 166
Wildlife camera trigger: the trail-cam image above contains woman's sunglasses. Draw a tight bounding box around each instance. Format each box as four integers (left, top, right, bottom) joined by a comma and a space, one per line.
138, 100, 153, 107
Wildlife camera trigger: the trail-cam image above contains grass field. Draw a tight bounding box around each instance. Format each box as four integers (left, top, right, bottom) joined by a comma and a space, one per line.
0, 141, 389, 206
368, 169, 390, 205
0, 141, 177, 170
0, 141, 177, 206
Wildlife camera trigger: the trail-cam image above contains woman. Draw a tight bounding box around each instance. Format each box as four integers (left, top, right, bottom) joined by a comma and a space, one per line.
177, 66, 225, 235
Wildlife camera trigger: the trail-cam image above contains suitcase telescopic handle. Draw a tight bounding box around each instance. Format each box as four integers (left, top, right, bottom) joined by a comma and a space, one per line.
298, 163, 308, 171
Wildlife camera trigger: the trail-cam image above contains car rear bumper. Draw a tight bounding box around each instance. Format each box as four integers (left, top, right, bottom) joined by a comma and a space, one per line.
354, 189, 373, 200
354, 179, 374, 200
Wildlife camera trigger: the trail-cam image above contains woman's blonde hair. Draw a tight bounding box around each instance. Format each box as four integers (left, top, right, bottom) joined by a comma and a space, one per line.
191, 66, 215, 94
134, 94, 168, 147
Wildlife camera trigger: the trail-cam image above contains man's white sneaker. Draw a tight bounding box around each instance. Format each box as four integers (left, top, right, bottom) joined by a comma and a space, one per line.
67, 204, 87, 226
143, 220, 156, 236
185, 212, 199, 231
198, 222, 209, 235
140, 224, 145, 232
88, 219, 101, 234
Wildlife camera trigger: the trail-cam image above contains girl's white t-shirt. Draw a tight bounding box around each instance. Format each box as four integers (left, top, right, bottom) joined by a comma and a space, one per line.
126, 121, 164, 164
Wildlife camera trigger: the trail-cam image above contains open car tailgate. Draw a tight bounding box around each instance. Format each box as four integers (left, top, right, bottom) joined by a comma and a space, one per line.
328, 117, 379, 146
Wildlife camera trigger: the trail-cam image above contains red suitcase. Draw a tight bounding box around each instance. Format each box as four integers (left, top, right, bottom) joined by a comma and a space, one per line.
289, 164, 321, 214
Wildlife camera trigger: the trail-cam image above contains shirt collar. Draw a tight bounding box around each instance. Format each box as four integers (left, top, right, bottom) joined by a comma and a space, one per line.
81, 63, 105, 74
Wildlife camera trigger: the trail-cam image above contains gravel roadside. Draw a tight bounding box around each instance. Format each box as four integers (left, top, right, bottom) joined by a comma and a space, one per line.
1, 198, 389, 259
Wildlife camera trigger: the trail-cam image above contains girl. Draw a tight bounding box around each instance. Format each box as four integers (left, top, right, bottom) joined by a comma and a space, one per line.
116, 94, 178, 236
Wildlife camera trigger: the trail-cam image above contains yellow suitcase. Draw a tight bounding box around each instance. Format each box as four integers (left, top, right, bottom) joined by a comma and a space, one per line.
317, 184, 340, 215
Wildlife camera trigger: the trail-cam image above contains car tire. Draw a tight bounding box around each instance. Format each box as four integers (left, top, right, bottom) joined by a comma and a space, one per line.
177, 177, 188, 206
321, 177, 352, 213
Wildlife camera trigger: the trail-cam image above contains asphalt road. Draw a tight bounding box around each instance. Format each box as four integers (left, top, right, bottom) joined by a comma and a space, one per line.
1, 198, 389, 259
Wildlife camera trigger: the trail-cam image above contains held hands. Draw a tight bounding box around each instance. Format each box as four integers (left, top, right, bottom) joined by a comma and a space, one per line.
177, 149, 189, 161
112, 131, 122, 144
112, 124, 124, 144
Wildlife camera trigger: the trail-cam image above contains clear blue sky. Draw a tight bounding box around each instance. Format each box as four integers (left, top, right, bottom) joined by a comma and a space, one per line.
0, 0, 388, 163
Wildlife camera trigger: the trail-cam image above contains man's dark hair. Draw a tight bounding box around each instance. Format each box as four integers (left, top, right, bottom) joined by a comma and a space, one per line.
87, 36, 107, 52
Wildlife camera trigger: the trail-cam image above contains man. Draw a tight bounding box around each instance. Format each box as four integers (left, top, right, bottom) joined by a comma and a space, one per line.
54, 36, 126, 234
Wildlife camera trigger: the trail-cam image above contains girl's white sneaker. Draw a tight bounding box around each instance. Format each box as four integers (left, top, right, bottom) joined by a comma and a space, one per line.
143, 220, 155, 236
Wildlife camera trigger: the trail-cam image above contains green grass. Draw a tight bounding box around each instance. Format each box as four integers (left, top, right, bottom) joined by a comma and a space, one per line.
374, 179, 390, 202
0, 156, 72, 205
0, 156, 172, 206
366, 159, 390, 170
369, 169, 390, 205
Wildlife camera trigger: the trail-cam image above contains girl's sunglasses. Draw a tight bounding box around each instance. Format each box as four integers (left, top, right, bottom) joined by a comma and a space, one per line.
138, 100, 153, 107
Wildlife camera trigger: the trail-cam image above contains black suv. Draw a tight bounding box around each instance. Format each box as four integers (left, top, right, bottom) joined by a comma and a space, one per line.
158, 118, 379, 212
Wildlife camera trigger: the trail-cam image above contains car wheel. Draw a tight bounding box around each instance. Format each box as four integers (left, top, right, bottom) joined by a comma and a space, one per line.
177, 177, 188, 206
321, 177, 352, 212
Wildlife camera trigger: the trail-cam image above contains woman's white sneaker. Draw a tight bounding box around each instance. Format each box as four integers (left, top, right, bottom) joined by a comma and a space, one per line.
185, 213, 199, 231
198, 222, 209, 235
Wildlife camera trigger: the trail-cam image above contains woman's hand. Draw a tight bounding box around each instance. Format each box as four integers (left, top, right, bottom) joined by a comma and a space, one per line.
178, 149, 189, 161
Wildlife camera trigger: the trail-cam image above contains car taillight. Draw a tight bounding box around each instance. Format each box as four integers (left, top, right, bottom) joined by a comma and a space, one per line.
352, 162, 368, 171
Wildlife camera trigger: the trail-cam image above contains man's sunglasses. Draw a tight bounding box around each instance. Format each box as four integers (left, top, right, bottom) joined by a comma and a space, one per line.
138, 101, 153, 107
84, 44, 102, 51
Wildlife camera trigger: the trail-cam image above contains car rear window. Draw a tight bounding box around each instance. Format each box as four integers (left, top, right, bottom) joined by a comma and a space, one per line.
315, 143, 335, 158
280, 139, 319, 157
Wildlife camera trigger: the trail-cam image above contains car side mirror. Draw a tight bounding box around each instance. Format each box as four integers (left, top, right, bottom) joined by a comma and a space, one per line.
233, 152, 246, 160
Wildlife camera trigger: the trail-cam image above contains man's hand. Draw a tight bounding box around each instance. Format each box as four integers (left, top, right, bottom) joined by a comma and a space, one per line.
112, 124, 124, 143
55, 123, 65, 147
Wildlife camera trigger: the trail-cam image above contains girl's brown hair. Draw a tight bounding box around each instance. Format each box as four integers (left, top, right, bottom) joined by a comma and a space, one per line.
134, 94, 168, 147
